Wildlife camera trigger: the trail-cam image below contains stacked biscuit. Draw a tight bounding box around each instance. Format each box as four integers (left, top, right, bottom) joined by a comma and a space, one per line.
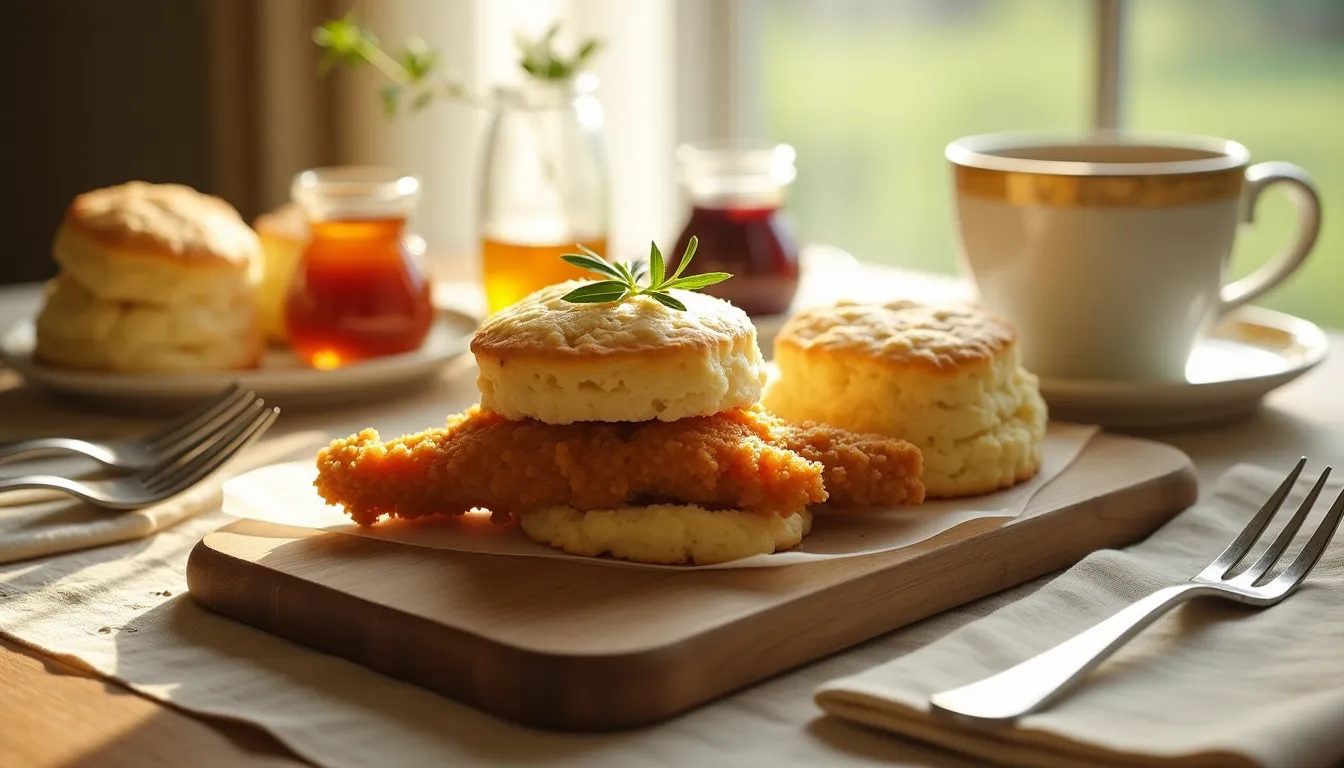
763, 299, 1048, 498
472, 280, 810, 564
314, 280, 928, 565
34, 182, 265, 372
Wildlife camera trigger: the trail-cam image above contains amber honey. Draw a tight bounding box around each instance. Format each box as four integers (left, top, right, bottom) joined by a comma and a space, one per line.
481, 236, 609, 314
284, 217, 434, 370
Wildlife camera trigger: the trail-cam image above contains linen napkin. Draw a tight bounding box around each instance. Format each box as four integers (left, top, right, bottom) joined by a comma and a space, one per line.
815, 463, 1344, 768
0, 433, 323, 564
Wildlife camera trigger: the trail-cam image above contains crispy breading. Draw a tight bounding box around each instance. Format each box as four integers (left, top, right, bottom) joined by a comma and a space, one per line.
757, 408, 926, 508
314, 406, 925, 526
316, 407, 828, 525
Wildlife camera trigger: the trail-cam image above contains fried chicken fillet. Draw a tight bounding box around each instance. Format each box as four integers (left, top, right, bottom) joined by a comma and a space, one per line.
755, 408, 926, 509
315, 406, 924, 526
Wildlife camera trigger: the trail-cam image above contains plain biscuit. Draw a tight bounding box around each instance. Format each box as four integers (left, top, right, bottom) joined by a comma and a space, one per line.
763, 299, 1047, 498
34, 182, 264, 372
35, 274, 262, 372
471, 279, 766, 424
517, 504, 812, 565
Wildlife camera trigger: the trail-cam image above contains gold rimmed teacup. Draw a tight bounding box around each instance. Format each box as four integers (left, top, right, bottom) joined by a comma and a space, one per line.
947, 131, 1321, 382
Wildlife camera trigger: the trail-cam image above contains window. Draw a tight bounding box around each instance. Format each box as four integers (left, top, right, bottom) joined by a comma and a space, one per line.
738, 0, 1344, 326
1128, 0, 1344, 326
751, 0, 1089, 275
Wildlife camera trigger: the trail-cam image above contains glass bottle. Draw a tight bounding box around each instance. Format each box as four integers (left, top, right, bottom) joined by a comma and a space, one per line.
477, 74, 609, 314
284, 166, 435, 370
671, 141, 801, 316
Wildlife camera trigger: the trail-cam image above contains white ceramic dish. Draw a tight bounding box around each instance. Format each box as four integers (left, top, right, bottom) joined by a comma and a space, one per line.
1039, 305, 1328, 430
0, 310, 478, 414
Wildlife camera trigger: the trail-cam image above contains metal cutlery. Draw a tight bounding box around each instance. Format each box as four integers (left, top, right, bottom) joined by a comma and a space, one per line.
0, 383, 256, 470
0, 400, 278, 510
930, 457, 1344, 725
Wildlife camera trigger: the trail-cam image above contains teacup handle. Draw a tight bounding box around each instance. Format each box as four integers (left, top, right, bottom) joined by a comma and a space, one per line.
1219, 161, 1321, 313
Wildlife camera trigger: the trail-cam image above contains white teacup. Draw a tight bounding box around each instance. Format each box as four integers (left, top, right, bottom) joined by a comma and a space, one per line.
947, 132, 1321, 382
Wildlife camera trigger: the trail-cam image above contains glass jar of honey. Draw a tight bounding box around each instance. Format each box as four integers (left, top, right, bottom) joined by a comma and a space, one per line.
477, 74, 609, 314
284, 167, 435, 370
670, 141, 800, 316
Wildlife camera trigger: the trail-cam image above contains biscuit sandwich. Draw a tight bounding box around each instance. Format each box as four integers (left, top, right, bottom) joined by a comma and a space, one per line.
763, 298, 1047, 498
315, 241, 926, 565
34, 181, 264, 372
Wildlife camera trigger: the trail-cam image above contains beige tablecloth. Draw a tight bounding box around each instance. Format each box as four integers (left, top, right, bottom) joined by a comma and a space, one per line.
1, 278, 1342, 767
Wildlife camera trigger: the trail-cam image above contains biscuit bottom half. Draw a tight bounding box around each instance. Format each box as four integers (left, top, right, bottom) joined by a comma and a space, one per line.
518, 504, 813, 566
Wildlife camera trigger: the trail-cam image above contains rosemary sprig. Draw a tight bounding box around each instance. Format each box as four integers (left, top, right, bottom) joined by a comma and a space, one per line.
559, 236, 730, 311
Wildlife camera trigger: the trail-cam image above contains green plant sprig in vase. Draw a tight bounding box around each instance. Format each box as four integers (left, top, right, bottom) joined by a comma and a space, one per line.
313, 14, 602, 117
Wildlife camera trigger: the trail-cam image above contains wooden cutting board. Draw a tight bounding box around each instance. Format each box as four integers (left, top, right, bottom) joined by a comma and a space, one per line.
186, 432, 1196, 732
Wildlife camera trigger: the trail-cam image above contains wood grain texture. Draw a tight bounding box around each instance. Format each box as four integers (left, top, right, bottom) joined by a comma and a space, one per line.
0, 637, 304, 768
186, 433, 1197, 732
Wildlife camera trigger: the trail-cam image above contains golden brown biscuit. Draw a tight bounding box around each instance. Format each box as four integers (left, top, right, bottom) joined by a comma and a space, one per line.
34, 181, 263, 371
763, 299, 1046, 498
471, 279, 767, 424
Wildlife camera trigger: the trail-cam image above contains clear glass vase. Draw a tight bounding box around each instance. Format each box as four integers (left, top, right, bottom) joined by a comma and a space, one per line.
477, 74, 609, 314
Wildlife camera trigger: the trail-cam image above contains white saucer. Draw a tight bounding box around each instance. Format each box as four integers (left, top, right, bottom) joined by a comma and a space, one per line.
0, 310, 478, 415
1039, 306, 1328, 430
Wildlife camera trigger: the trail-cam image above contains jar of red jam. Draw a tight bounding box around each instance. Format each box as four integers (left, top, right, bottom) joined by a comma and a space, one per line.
284, 167, 435, 370
670, 141, 800, 316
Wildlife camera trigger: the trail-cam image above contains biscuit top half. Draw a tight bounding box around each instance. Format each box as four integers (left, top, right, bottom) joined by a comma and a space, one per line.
471, 279, 757, 360
61, 181, 261, 267
776, 299, 1016, 371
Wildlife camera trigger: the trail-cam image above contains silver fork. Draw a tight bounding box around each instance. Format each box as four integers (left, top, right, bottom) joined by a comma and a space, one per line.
930, 457, 1344, 725
0, 383, 255, 471
0, 401, 278, 510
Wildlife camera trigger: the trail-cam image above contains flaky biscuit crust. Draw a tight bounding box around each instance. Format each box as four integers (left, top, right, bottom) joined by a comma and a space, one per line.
62, 181, 260, 268
775, 299, 1016, 373
471, 280, 767, 423
470, 280, 757, 361
765, 299, 1045, 499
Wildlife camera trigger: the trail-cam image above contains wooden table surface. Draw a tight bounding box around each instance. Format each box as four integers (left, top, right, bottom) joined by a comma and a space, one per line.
2, 279, 1342, 767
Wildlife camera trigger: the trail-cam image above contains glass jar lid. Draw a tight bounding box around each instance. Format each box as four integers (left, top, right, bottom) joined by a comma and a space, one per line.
676, 140, 797, 207
291, 166, 421, 221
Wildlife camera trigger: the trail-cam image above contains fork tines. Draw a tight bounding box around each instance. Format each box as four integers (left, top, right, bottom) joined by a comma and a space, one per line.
143, 399, 279, 498
1202, 457, 1344, 592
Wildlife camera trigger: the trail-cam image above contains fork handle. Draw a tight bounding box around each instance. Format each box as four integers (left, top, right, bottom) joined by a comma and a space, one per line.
0, 438, 111, 466
929, 583, 1221, 724
0, 474, 83, 498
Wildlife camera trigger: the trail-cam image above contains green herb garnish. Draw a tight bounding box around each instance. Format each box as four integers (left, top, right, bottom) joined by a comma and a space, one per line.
313, 13, 468, 117
313, 13, 602, 117
559, 236, 730, 311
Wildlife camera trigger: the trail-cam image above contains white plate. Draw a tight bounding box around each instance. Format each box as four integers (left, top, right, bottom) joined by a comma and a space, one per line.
0, 310, 478, 415
1040, 306, 1328, 430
